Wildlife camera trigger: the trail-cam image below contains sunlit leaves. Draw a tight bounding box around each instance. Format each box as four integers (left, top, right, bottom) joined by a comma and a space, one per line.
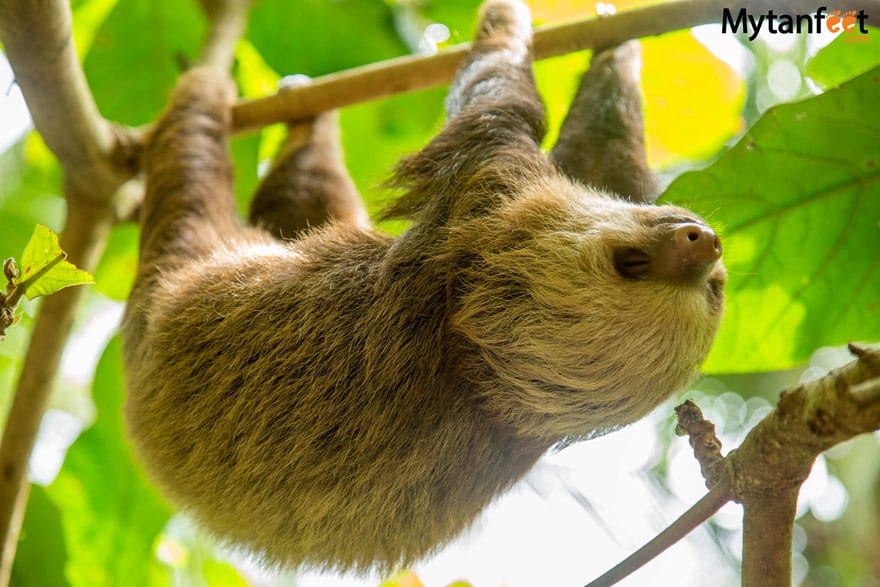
71, 0, 120, 59
2, 224, 92, 340
534, 51, 590, 149
663, 67, 880, 373
807, 34, 880, 89
642, 30, 747, 166
11, 486, 68, 587
15, 225, 93, 301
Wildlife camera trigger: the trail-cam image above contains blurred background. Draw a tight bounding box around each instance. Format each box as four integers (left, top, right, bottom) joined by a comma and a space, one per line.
1, 0, 879, 585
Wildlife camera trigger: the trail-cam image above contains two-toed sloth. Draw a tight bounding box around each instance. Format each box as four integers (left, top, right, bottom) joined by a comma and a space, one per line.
123, 0, 726, 573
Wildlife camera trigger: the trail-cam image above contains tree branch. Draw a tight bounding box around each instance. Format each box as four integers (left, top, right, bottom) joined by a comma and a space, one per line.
231, 0, 880, 132
586, 345, 880, 586
731, 344, 880, 586
584, 480, 732, 587
0, 0, 140, 185
197, 0, 254, 74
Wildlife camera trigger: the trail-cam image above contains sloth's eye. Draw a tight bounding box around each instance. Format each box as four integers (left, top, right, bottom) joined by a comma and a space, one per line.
613, 247, 652, 280
652, 214, 695, 226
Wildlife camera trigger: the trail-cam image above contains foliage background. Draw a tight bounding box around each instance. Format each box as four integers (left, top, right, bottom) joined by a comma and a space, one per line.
0, 0, 878, 585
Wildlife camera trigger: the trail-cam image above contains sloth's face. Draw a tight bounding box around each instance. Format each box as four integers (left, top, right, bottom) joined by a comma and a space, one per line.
608, 208, 726, 314
448, 176, 726, 439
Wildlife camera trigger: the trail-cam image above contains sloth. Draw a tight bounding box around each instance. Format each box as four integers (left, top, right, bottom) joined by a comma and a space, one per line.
123, 0, 726, 574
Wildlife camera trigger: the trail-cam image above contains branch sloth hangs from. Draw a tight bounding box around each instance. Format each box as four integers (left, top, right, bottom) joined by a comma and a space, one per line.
123, 0, 726, 573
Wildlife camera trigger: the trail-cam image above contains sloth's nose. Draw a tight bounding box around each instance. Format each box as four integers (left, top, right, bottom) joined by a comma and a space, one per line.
652, 222, 723, 283
673, 223, 722, 265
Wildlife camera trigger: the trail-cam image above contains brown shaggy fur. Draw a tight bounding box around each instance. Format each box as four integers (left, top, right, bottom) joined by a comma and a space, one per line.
123, 0, 726, 574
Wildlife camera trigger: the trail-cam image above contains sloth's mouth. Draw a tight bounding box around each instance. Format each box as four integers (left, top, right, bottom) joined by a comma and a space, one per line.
706, 276, 726, 312
708, 277, 724, 298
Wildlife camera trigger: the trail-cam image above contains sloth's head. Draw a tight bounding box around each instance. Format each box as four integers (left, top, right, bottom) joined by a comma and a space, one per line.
448, 175, 726, 440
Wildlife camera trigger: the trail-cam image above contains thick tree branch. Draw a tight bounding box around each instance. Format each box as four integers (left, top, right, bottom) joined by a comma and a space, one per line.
731, 344, 880, 586
231, 0, 880, 132
0, 0, 140, 186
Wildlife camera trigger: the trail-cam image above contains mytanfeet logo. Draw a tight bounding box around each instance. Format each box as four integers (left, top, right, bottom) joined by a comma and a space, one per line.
722, 6, 871, 42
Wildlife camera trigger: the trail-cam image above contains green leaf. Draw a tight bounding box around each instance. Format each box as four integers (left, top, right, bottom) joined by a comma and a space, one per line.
807, 34, 880, 89
92, 223, 138, 301
662, 67, 880, 373
247, 0, 407, 78
46, 337, 172, 587
16, 224, 93, 300
200, 558, 249, 586
83, 0, 206, 126
11, 486, 69, 587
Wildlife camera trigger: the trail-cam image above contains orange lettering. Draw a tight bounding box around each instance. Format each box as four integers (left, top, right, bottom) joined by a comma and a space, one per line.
827, 15, 841, 32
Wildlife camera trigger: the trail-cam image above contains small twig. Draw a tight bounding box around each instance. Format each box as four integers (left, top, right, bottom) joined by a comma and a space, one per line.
581, 403, 732, 587
584, 481, 732, 587
675, 399, 725, 488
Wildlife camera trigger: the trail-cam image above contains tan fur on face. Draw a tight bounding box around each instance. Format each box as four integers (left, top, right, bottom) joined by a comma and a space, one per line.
446, 176, 725, 439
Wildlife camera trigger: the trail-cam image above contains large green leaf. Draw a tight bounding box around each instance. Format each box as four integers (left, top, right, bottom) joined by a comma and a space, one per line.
84, 0, 206, 125
11, 485, 69, 587
247, 0, 407, 78
45, 337, 172, 586
92, 223, 138, 302
663, 67, 880, 373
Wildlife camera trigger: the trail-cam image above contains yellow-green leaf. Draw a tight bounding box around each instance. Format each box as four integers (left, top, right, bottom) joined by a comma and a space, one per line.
17, 224, 93, 300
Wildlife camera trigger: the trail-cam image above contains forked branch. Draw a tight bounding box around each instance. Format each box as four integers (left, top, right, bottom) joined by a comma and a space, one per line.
587, 344, 880, 587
